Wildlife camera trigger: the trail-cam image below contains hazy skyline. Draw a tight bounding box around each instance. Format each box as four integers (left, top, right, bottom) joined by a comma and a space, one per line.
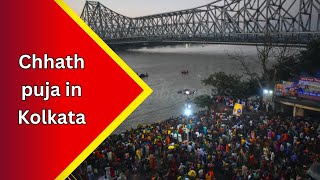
64, 0, 215, 17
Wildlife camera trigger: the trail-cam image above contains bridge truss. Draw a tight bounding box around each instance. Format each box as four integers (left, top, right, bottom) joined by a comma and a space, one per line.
81, 0, 320, 45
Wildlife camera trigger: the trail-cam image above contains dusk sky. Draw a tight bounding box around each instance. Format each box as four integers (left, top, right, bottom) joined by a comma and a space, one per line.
65, 0, 215, 17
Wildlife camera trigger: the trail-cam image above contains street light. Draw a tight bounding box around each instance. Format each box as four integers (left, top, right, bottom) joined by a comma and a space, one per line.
263, 88, 274, 102
178, 88, 196, 143
184, 102, 192, 116
184, 108, 192, 117
184, 103, 193, 143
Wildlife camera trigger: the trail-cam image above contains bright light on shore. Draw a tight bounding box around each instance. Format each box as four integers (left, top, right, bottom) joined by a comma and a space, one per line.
263, 89, 273, 95
184, 109, 192, 116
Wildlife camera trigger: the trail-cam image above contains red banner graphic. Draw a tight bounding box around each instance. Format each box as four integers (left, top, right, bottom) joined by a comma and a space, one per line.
1, 0, 152, 179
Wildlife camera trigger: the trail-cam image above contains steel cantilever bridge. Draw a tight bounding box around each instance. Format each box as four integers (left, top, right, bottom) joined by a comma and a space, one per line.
81, 0, 320, 47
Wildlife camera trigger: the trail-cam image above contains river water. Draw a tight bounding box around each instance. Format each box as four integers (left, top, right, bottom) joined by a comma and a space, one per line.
113, 44, 259, 133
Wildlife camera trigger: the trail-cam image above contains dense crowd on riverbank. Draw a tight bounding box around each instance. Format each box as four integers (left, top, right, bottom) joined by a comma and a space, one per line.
73, 96, 320, 180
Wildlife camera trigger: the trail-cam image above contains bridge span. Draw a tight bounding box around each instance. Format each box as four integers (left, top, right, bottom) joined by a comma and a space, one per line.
81, 0, 320, 46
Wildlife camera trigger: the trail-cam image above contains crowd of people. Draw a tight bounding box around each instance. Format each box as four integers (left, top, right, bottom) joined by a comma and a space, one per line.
73, 96, 320, 180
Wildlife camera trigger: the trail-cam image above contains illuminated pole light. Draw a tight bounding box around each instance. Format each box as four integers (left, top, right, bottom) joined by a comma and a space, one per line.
184, 108, 192, 117
263, 88, 274, 102
184, 104, 193, 143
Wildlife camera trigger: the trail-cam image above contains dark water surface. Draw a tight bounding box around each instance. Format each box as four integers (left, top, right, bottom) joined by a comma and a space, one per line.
114, 44, 259, 133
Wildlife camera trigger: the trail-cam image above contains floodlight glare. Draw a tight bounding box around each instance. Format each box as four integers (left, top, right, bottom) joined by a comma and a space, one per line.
184, 109, 192, 116
269, 90, 273, 95
263, 89, 269, 94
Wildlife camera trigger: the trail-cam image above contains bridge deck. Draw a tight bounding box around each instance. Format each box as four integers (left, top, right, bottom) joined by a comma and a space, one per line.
81, 0, 320, 45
